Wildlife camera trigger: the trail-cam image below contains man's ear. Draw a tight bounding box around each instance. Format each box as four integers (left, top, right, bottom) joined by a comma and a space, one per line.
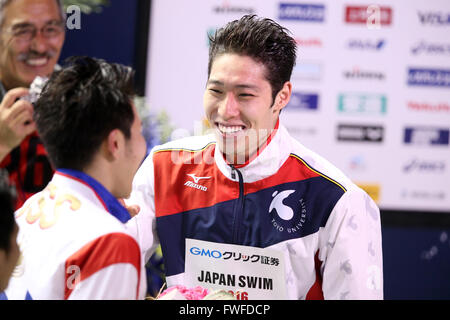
104, 129, 125, 161
273, 81, 292, 113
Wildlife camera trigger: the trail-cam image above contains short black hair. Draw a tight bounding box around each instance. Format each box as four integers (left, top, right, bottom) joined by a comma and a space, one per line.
0, 169, 16, 251
34, 56, 136, 171
207, 14, 297, 102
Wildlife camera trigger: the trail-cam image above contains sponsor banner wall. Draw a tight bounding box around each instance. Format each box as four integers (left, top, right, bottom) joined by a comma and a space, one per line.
146, 0, 450, 213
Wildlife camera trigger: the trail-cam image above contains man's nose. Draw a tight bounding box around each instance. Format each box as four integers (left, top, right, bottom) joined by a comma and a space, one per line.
218, 92, 240, 119
30, 31, 48, 53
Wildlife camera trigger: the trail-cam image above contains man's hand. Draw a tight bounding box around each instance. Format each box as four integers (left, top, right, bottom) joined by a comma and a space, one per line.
0, 88, 36, 161
118, 198, 141, 218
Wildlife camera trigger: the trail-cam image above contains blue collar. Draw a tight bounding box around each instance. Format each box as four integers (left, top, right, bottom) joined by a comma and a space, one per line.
56, 168, 131, 223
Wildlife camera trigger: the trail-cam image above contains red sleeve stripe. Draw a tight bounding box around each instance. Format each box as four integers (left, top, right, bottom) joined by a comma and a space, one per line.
64, 232, 141, 299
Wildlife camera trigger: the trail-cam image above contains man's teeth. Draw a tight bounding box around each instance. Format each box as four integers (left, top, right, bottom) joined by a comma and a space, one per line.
26, 58, 48, 67
218, 124, 244, 134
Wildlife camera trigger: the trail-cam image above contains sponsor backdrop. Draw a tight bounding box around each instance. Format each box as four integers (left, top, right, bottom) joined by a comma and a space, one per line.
145, 0, 450, 213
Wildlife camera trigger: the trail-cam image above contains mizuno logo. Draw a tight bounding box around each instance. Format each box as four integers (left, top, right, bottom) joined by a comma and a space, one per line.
186, 174, 211, 183
184, 173, 211, 192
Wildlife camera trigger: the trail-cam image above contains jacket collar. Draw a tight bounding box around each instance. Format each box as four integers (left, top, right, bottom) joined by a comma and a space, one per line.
54, 169, 131, 223
214, 121, 292, 183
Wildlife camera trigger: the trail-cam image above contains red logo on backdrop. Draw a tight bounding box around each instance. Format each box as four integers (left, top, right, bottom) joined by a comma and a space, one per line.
408, 101, 450, 112
294, 37, 323, 48
345, 6, 392, 25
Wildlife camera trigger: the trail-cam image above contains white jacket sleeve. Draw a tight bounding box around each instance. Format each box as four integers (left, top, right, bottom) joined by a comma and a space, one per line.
318, 188, 383, 300
64, 232, 145, 300
67, 264, 140, 300
126, 152, 160, 263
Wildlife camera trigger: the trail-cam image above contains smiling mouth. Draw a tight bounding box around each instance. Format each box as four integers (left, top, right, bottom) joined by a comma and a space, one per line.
24, 57, 49, 67
216, 123, 246, 135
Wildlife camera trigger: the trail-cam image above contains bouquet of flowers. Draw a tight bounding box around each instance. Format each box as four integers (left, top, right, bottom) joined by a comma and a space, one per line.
155, 285, 236, 300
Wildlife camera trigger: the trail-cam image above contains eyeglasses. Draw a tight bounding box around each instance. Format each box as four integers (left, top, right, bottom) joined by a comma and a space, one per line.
6, 21, 65, 42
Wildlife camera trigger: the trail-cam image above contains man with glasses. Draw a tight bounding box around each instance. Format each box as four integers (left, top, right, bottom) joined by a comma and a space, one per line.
0, 0, 65, 209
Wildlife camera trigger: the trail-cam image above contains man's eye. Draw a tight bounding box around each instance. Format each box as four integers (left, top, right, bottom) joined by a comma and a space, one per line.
43, 24, 64, 35
239, 93, 254, 97
209, 88, 222, 94
14, 28, 33, 37
44, 27, 58, 33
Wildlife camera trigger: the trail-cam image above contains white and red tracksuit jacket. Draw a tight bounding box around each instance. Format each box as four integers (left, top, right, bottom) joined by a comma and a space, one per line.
127, 122, 383, 300
3, 169, 146, 300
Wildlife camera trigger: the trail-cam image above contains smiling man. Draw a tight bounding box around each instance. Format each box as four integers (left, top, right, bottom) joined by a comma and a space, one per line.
127, 15, 383, 300
0, 0, 65, 208
204, 53, 291, 165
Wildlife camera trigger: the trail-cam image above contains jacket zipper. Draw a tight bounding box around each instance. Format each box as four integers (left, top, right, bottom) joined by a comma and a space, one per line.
230, 165, 245, 244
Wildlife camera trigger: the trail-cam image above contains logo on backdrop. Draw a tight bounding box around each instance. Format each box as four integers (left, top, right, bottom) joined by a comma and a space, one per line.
283, 126, 318, 138
411, 41, 450, 56
269, 190, 307, 234
278, 3, 325, 22
294, 37, 323, 48
292, 62, 323, 81
286, 92, 319, 111
404, 127, 450, 146
407, 68, 450, 87
338, 93, 387, 115
345, 5, 392, 26
403, 158, 446, 174
346, 39, 386, 51
343, 66, 385, 81
417, 11, 450, 26
337, 124, 384, 143
407, 101, 450, 113
401, 189, 446, 201
212, 3, 254, 15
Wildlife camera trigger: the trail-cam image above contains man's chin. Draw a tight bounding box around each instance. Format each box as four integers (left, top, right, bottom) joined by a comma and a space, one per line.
16, 73, 48, 87
19, 64, 54, 82
218, 144, 250, 165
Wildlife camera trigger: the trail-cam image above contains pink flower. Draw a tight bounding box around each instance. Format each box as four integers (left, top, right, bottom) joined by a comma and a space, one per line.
159, 285, 210, 300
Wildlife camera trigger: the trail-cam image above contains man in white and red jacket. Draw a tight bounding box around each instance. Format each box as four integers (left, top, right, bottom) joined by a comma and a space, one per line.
2, 57, 147, 300
127, 15, 383, 300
